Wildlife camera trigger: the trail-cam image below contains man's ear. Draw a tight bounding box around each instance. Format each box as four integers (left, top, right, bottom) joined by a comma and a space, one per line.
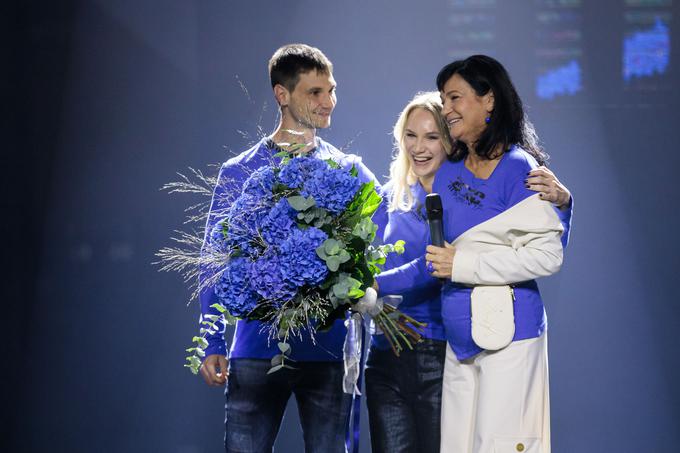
273, 84, 289, 107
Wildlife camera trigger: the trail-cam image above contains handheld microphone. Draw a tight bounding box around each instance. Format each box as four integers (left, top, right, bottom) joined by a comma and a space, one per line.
425, 193, 445, 247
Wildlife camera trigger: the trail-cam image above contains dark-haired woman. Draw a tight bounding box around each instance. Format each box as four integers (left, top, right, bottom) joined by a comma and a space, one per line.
425, 55, 570, 452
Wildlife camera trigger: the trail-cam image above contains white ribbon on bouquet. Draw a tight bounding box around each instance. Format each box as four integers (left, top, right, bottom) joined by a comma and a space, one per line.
342, 287, 383, 395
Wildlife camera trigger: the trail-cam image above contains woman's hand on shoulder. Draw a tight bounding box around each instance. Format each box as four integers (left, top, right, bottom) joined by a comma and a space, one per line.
526, 166, 571, 210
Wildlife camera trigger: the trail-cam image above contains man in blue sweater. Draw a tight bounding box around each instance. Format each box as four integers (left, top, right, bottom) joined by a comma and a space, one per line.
198, 44, 377, 453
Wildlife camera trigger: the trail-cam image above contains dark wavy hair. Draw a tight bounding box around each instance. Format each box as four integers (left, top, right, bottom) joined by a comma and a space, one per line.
436, 55, 547, 165
268, 44, 333, 92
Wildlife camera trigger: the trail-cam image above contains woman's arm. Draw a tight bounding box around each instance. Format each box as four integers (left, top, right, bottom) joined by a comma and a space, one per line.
426, 194, 564, 284
527, 165, 573, 248
375, 254, 440, 295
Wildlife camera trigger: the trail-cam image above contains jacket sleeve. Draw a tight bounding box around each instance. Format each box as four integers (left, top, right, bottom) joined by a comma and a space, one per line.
451, 194, 564, 285
198, 162, 244, 358
554, 197, 573, 249
376, 255, 440, 296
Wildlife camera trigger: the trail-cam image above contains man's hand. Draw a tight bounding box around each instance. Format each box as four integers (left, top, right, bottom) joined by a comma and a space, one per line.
526, 166, 571, 210
200, 354, 229, 386
425, 243, 456, 280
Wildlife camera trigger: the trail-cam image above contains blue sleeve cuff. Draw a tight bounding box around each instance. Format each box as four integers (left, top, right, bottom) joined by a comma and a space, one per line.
203, 343, 227, 361
554, 196, 573, 248
376, 255, 438, 296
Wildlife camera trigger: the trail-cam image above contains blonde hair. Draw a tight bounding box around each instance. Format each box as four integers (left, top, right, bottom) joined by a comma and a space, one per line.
388, 91, 453, 212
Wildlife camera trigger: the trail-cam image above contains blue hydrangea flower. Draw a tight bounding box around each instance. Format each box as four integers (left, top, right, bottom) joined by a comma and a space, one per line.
278, 157, 328, 190
279, 227, 329, 286
249, 251, 297, 302
211, 157, 364, 321
227, 194, 272, 256
260, 198, 295, 245
302, 167, 360, 214
214, 257, 258, 317
242, 166, 276, 199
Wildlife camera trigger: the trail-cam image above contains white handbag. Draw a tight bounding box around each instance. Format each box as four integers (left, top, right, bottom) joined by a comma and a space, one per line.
470, 285, 516, 350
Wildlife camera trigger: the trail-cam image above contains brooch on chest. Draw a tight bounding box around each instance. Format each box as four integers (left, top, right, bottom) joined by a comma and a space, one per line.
447, 177, 486, 208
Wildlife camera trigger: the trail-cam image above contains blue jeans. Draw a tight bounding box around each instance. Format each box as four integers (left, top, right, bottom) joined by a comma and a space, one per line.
365, 338, 447, 453
224, 359, 351, 453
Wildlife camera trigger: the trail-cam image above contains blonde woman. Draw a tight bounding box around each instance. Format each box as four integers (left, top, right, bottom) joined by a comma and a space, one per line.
368, 92, 453, 453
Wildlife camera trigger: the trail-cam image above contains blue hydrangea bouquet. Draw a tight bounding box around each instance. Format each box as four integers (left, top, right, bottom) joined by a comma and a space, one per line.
159, 150, 425, 374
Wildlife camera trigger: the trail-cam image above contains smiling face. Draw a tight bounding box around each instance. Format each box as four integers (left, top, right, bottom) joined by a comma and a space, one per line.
277, 69, 337, 131
441, 73, 494, 146
403, 107, 449, 189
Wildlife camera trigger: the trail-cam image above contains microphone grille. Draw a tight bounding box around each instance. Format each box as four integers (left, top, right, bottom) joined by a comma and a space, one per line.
425, 193, 442, 212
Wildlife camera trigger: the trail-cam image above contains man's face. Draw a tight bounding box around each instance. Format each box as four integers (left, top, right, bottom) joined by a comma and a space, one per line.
282, 70, 337, 130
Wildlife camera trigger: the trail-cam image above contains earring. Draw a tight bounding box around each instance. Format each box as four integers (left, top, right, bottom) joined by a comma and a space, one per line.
485, 116, 491, 124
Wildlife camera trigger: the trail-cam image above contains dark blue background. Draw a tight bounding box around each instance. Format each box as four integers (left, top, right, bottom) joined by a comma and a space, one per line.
7, 1, 680, 452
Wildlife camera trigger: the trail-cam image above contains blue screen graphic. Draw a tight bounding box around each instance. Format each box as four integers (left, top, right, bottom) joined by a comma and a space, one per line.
623, 18, 670, 82
536, 60, 582, 100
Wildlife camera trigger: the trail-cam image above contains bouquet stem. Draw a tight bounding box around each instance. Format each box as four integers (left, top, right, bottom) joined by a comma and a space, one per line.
372, 303, 427, 356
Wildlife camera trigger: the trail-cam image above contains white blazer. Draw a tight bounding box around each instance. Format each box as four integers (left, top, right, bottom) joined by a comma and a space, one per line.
451, 193, 565, 285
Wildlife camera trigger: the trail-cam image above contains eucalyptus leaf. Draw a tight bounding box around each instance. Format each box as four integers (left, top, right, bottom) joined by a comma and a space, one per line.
316, 245, 328, 259
324, 239, 341, 255
193, 336, 209, 349
288, 195, 315, 211
185, 356, 202, 374
368, 249, 383, 261
332, 273, 363, 300
327, 256, 341, 272
332, 283, 348, 299
271, 354, 284, 367
267, 364, 284, 374
338, 250, 351, 263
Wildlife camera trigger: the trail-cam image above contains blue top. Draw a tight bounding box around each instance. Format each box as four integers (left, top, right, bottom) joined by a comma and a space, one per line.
372, 182, 446, 349
433, 146, 568, 359
372, 147, 572, 359
200, 137, 379, 361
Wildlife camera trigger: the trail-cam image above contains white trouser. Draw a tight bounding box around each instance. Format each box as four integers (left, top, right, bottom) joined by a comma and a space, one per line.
440, 334, 550, 453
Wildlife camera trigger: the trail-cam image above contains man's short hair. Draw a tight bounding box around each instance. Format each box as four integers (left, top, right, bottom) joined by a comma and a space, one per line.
268, 44, 333, 92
